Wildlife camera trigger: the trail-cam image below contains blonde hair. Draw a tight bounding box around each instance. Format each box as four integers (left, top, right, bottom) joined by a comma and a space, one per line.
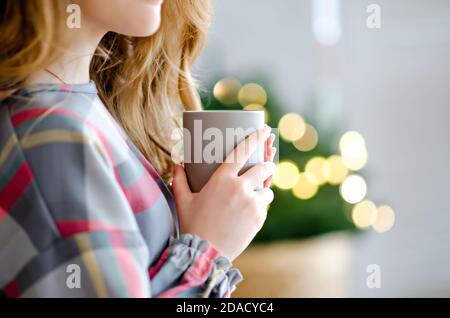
0, 0, 211, 181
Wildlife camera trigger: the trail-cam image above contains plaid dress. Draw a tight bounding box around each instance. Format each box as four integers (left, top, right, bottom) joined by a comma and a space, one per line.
0, 82, 242, 298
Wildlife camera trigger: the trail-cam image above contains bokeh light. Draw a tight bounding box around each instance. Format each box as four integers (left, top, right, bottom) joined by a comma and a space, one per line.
292, 172, 319, 200
339, 131, 368, 171
312, 0, 341, 46
373, 205, 396, 233
293, 124, 318, 152
278, 113, 306, 142
273, 161, 300, 190
305, 156, 330, 185
352, 200, 378, 229
340, 174, 367, 204
238, 83, 268, 106
326, 155, 348, 185
243, 104, 269, 123
213, 77, 242, 105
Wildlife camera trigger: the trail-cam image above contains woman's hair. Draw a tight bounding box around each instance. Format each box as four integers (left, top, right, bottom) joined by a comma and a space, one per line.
0, 0, 212, 181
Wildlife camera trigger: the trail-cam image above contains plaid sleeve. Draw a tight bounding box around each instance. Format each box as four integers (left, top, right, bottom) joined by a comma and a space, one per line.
0, 105, 241, 298
149, 234, 242, 298
0, 107, 151, 297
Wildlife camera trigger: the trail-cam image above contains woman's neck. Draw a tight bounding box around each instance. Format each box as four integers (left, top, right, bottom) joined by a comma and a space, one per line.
26, 20, 105, 86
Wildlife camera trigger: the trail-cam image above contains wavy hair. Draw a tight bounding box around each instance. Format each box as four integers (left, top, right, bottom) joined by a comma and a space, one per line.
0, 0, 212, 181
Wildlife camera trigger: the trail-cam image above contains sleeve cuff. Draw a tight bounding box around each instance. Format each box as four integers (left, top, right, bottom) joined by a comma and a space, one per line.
171, 234, 243, 298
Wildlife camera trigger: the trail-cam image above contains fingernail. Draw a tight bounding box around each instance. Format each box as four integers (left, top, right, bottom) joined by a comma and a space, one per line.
270, 134, 276, 143
270, 147, 277, 161
264, 175, 273, 188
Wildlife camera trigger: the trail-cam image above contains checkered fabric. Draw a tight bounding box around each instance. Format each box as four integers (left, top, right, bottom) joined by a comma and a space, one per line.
0, 82, 242, 298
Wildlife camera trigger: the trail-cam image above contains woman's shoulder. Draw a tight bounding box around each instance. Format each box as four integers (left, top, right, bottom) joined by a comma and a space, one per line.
0, 83, 121, 188
0, 82, 110, 147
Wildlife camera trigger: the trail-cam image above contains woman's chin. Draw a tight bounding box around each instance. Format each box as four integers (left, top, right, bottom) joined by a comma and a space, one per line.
111, 6, 162, 37
132, 22, 161, 37
114, 18, 161, 37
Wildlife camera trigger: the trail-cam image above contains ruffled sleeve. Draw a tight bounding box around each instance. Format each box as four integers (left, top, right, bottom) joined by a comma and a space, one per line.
149, 234, 243, 298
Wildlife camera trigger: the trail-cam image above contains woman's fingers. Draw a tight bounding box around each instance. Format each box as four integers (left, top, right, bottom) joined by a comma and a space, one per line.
172, 164, 192, 203
242, 161, 276, 187
255, 187, 275, 207
270, 146, 277, 162
222, 126, 271, 175
264, 139, 277, 187
264, 133, 275, 161
264, 147, 277, 188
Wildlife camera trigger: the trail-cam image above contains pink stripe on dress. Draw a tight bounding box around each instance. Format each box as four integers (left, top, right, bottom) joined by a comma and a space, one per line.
108, 230, 146, 298
157, 244, 220, 298
55, 220, 123, 238
124, 171, 162, 213
0, 162, 33, 212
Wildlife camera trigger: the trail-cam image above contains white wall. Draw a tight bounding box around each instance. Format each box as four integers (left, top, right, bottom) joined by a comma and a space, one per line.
197, 0, 314, 111
341, 0, 450, 297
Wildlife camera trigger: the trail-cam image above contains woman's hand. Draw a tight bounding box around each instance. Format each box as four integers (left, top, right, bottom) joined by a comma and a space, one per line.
172, 126, 277, 261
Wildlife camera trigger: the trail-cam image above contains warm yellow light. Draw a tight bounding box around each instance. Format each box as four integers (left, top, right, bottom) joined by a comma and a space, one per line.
305, 156, 330, 185
238, 83, 268, 106
326, 155, 348, 185
243, 103, 263, 110
373, 205, 395, 233
243, 104, 269, 123
339, 131, 368, 171
213, 77, 242, 105
352, 200, 378, 229
293, 124, 318, 152
340, 174, 367, 204
278, 113, 306, 142
273, 161, 300, 190
292, 172, 319, 200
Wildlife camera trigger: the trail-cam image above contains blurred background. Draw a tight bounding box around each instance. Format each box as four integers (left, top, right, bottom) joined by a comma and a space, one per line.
194, 0, 450, 297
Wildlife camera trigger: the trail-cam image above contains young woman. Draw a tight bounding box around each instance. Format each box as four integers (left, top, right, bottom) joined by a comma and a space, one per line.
0, 0, 276, 297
